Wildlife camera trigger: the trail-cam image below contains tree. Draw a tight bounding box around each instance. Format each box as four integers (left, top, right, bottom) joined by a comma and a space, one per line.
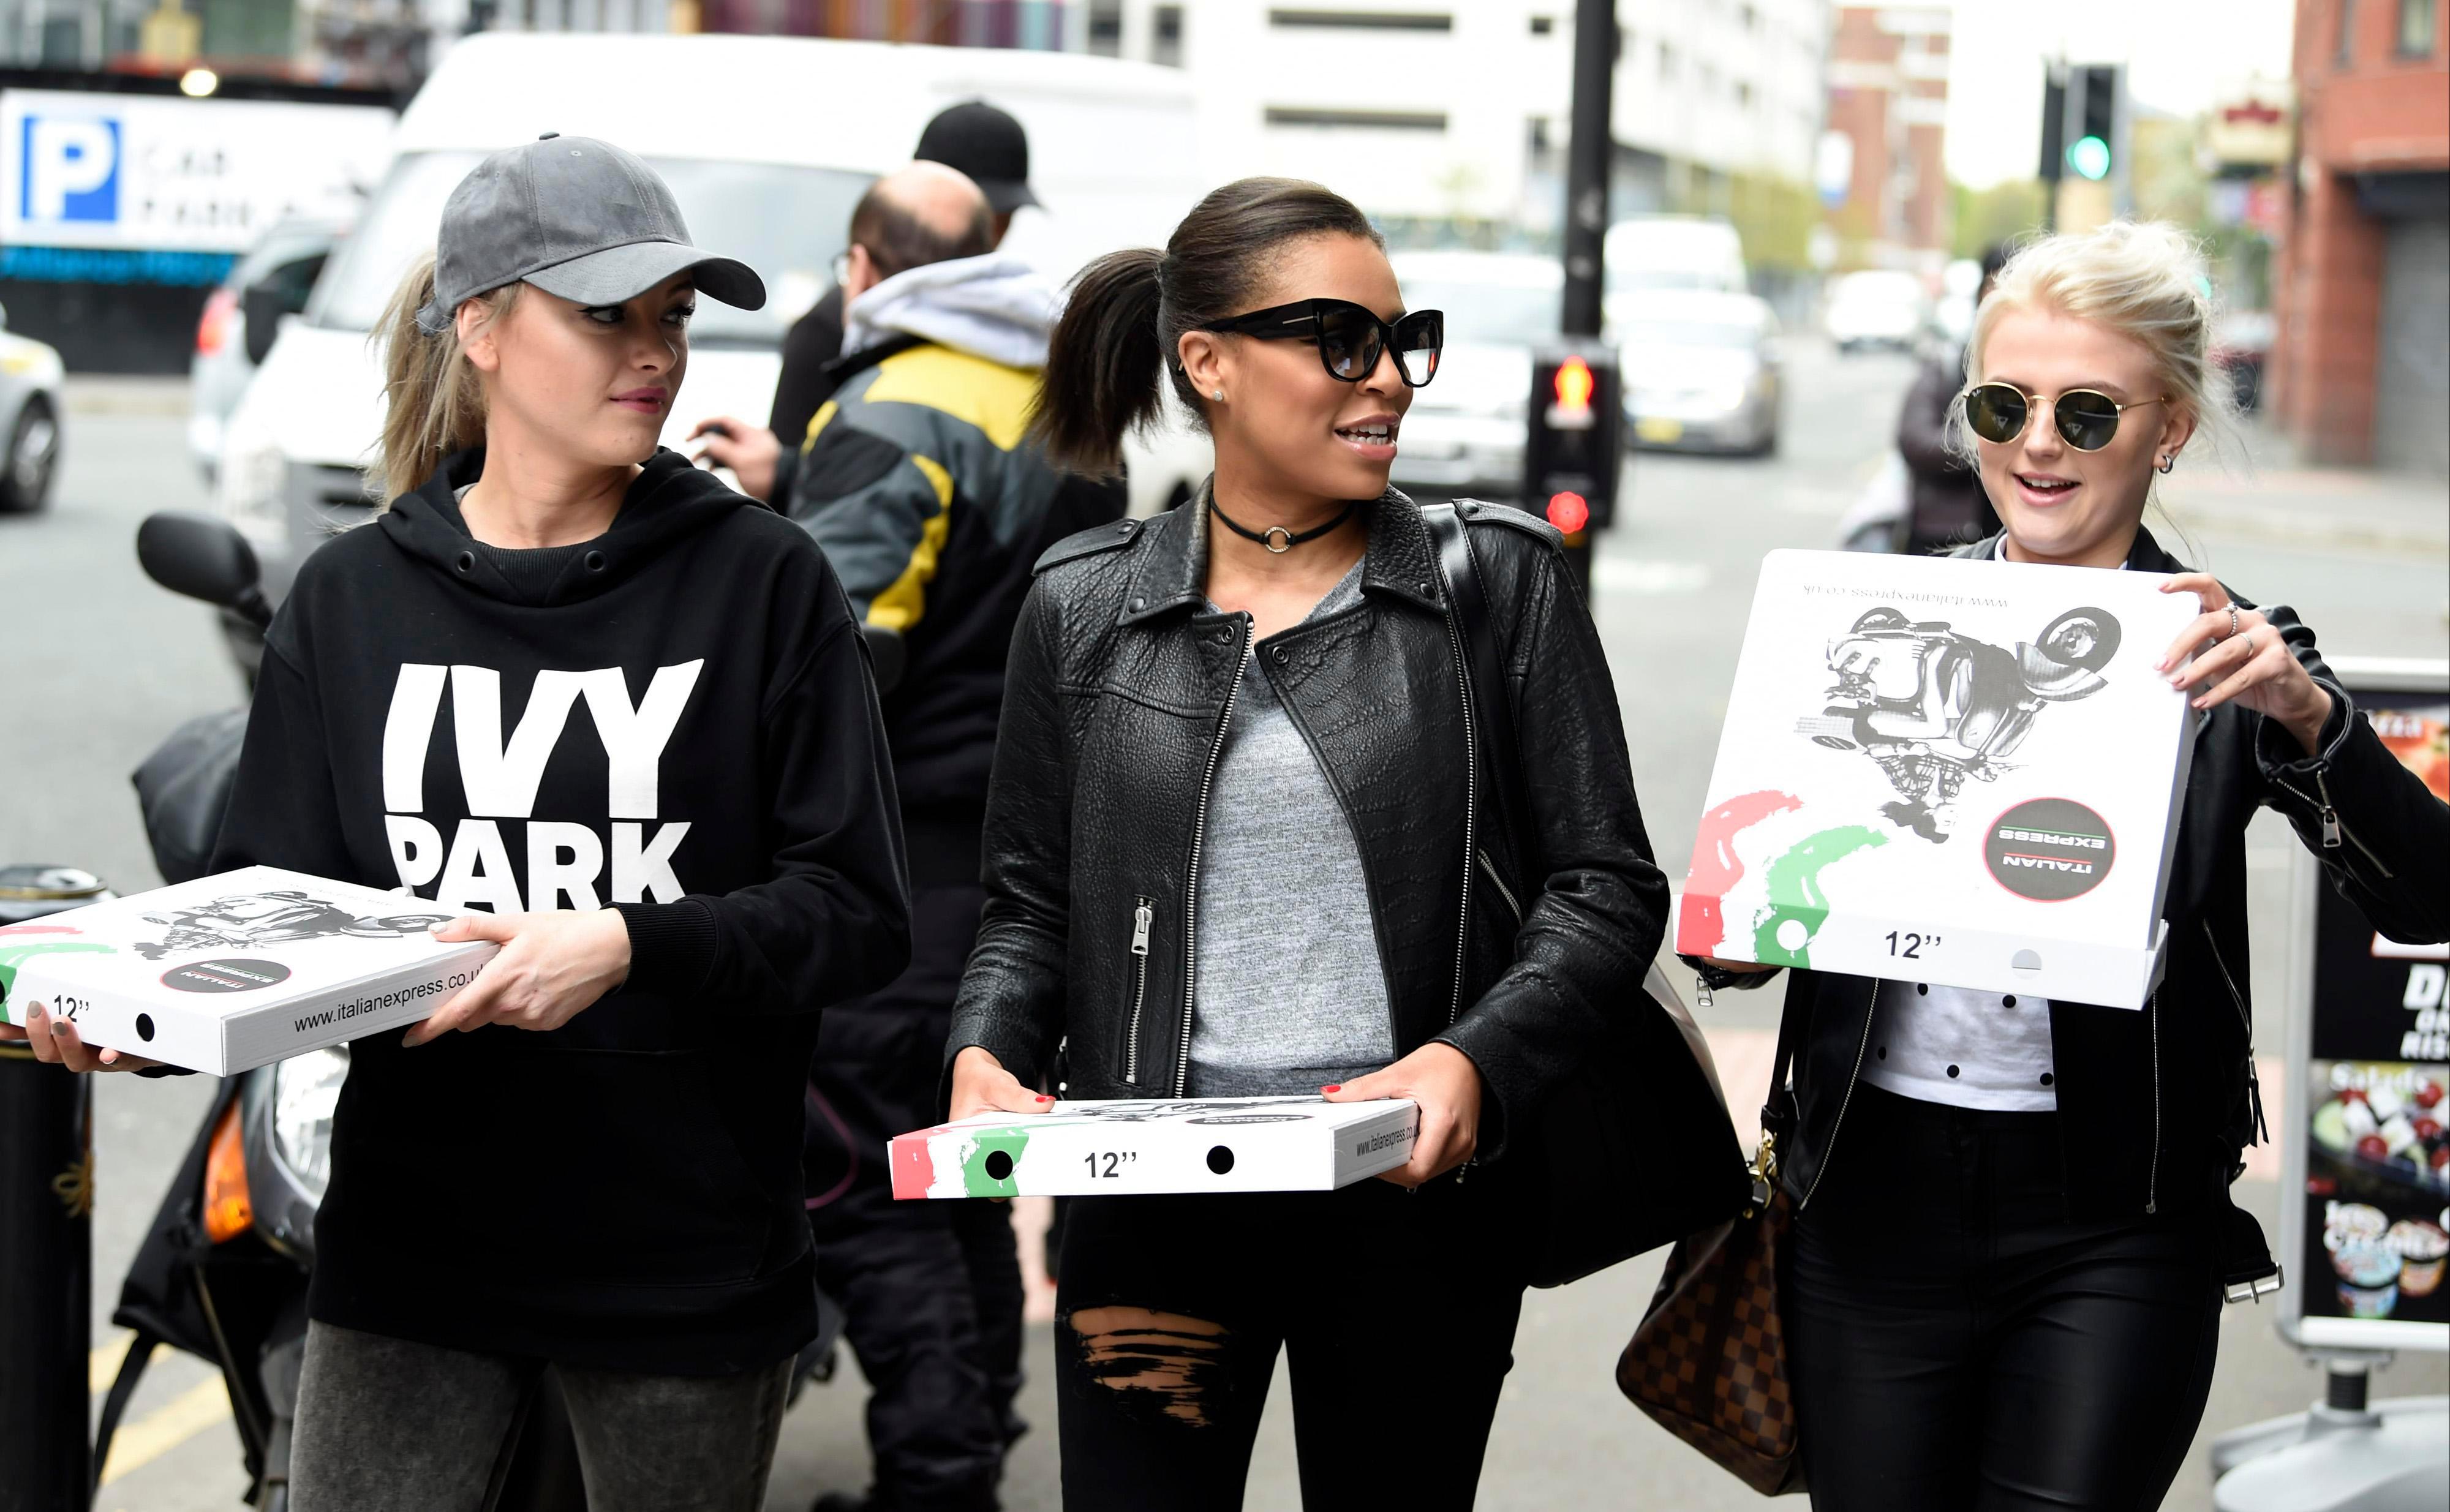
1950, 180, 2049, 260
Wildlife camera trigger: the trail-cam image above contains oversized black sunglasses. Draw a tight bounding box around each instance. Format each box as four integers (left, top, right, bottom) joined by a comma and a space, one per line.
1963, 382, 2168, 453
1198, 298, 1443, 387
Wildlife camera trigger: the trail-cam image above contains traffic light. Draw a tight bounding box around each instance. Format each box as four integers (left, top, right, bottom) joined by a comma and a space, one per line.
2067, 64, 2120, 182
2039, 64, 2067, 184
1525, 341, 1624, 551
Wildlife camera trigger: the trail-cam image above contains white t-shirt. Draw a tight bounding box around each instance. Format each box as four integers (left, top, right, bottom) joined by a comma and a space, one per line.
1861, 979, 2060, 1111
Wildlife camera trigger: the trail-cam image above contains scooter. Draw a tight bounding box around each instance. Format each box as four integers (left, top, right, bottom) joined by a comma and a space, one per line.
89, 512, 842, 1510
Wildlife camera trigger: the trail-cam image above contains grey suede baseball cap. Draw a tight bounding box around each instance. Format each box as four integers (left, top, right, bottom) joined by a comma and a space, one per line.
415, 134, 765, 335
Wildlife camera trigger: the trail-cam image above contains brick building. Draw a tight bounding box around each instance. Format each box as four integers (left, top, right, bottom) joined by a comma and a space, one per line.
2271, 0, 2449, 472
1823, 4, 1950, 260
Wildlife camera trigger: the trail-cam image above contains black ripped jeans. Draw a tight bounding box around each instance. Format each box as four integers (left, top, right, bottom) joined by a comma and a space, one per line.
1052, 1173, 1528, 1511
1783, 1083, 2223, 1511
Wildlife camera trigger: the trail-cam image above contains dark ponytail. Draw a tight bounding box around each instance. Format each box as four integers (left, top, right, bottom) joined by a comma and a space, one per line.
1031, 177, 1381, 476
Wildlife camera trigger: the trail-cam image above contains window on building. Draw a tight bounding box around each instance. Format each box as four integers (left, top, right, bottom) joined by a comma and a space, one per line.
2400, 0, 2438, 55
1153, 3, 1183, 66
1530, 13, 1554, 34
1268, 9, 1452, 29
2337, 0, 2358, 62
1265, 107, 1449, 130
1088, 0, 1122, 56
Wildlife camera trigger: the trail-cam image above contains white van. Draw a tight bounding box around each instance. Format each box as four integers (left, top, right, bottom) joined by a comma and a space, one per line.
212, 31, 1213, 667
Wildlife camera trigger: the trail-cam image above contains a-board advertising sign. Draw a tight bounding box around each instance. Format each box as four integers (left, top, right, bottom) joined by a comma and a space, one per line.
2281, 657, 2450, 1352
1673, 549, 2199, 1007
0, 89, 392, 257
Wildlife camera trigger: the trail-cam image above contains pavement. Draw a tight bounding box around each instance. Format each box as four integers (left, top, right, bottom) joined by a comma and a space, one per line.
13, 349, 2448, 1510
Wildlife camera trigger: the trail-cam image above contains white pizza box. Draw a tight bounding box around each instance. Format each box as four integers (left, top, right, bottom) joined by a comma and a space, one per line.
0, 866, 499, 1074
1674, 549, 2201, 1009
890, 1096, 1420, 1199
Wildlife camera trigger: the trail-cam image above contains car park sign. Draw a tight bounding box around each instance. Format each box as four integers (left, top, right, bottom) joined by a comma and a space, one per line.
0, 89, 391, 255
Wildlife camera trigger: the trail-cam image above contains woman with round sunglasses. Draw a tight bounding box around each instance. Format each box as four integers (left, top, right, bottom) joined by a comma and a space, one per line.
944, 177, 1668, 1509
1693, 221, 2448, 1510
11, 138, 911, 1509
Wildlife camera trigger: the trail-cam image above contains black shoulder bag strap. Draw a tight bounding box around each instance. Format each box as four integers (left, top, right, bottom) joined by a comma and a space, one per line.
1420, 503, 1526, 872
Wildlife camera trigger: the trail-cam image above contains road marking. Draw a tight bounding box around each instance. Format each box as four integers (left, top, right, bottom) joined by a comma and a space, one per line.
99, 1376, 232, 1486
89, 1328, 236, 1486
1594, 559, 1711, 596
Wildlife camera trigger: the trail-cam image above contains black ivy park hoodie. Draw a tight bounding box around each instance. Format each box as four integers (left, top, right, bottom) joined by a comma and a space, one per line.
210, 448, 911, 1376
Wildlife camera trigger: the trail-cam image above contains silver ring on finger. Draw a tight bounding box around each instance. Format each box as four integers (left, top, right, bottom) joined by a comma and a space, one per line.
2225, 604, 2240, 642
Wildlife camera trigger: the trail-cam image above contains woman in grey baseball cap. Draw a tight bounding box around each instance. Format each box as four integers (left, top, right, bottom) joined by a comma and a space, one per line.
246, 136, 905, 1508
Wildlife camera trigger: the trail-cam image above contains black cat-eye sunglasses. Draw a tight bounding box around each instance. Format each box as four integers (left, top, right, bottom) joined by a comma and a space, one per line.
1197, 298, 1443, 388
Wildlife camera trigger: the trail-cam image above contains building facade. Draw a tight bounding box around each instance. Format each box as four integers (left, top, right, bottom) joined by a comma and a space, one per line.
1820, 4, 1948, 262
2271, 0, 2448, 471
1087, 1, 1828, 244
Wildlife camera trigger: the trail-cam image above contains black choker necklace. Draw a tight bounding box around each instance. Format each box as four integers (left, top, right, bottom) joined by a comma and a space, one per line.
1209, 497, 1362, 554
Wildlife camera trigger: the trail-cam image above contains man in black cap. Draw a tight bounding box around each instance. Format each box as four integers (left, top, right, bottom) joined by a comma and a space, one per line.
766, 100, 1038, 456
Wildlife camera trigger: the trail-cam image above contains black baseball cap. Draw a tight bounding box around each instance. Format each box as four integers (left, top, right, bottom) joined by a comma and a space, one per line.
416, 134, 765, 336
914, 102, 1039, 216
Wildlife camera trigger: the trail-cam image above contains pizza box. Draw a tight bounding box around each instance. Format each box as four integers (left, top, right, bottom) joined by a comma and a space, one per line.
0, 866, 498, 1074
1674, 549, 2201, 1009
890, 1096, 1420, 1199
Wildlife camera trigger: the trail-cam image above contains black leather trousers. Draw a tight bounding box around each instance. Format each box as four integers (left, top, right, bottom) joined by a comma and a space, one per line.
1784, 1083, 2222, 1511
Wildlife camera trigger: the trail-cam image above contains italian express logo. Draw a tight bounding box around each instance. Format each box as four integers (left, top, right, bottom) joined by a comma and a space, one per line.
1985, 798, 2116, 901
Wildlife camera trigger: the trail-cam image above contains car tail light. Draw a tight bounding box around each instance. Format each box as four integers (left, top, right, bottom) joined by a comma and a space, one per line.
196, 288, 238, 357
203, 1100, 253, 1243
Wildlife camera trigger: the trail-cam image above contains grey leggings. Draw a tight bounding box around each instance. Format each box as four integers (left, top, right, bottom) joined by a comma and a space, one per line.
289, 1321, 791, 1512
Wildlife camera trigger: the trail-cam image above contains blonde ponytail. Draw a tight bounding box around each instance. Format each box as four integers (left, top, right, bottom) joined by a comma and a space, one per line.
370, 256, 517, 505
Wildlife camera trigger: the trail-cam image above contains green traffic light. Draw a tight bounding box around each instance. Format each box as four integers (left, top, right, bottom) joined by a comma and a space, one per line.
2068, 135, 2112, 181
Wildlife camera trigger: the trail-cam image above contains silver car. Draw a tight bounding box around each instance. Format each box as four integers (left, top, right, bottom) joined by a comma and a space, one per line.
1615, 289, 1784, 456
190, 217, 350, 483
1385, 250, 1561, 499
0, 303, 66, 513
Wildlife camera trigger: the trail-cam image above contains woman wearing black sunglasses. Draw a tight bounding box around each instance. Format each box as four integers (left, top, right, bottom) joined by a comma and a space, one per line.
942, 178, 1667, 1508
1695, 221, 2449, 1510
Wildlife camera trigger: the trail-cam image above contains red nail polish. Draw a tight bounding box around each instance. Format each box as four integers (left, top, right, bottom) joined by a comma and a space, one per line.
1321, 1084, 1341, 1094
1037, 1095, 1053, 1103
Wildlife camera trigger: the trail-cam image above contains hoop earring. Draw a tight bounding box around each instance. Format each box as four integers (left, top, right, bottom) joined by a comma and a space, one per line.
2157, 454, 2176, 475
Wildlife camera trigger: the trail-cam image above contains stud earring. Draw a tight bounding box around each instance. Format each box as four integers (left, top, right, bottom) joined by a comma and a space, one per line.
1212, 388, 1225, 402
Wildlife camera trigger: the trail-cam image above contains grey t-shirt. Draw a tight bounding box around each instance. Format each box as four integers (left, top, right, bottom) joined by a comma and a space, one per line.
1185, 562, 1395, 1096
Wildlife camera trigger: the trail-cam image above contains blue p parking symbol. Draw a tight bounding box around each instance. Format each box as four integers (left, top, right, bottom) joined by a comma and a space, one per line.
20, 115, 121, 224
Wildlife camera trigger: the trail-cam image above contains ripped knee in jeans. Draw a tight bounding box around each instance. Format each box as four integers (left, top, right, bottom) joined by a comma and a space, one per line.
1065, 1306, 1231, 1427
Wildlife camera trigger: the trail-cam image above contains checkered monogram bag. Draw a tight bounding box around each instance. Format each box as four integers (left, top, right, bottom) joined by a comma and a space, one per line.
1616, 1041, 1807, 1495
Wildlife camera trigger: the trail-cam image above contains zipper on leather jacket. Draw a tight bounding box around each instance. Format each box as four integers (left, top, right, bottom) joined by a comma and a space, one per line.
1798, 1003, 1876, 1211
1477, 849, 1523, 926
2202, 919, 2269, 1146
1442, 603, 1479, 1029
2147, 988, 2163, 1214
1122, 897, 1154, 1085
2313, 771, 2393, 876
1176, 617, 1253, 1096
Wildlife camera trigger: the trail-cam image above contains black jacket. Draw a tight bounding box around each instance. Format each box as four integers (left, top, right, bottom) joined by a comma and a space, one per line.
1895, 347, 2000, 552
769, 284, 846, 451
946, 488, 1670, 1158
213, 448, 911, 1374
1738, 527, 2450, 1221
786, 333, 1125, 879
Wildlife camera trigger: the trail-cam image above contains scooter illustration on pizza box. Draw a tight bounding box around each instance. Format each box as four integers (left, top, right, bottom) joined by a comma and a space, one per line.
1794, 604, 2122, 842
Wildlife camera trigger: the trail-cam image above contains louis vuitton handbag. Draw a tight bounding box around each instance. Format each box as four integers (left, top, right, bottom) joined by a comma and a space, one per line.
1615, 1015, 1806, 1495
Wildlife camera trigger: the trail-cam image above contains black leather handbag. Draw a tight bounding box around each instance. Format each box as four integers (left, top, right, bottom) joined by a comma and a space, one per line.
1421, 503, 1751, 1288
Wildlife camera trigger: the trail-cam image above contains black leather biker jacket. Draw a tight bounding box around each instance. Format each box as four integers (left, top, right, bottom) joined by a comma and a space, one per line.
946, 486, 1670, 1160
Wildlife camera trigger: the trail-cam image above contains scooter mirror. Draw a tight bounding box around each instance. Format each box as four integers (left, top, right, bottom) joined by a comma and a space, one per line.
137, 511, 274, 629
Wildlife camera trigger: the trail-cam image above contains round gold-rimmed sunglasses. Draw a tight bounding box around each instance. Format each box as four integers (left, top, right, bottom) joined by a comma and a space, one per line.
1963, 382, 2168, 453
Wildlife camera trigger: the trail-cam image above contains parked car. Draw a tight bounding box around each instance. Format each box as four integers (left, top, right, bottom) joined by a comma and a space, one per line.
190, 217, 354, 483
1604, 215, 1748, 297
1615, 288, 1784, 456
1384, 250, 1561, 499
0, 302, 65, 513
1825, 269, 1929, 353
208, 31, 1216, 676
